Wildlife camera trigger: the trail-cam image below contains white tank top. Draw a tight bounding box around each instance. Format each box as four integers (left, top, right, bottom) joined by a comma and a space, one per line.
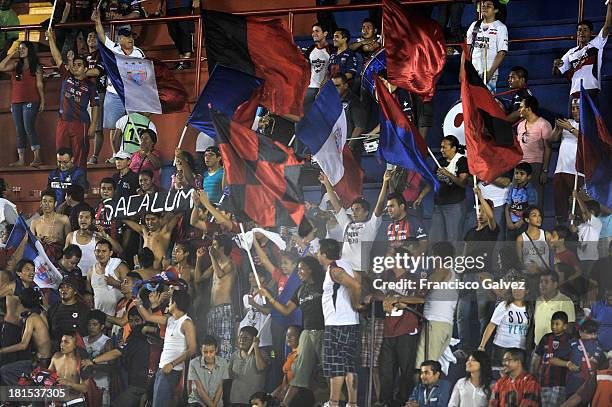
84, 334, 110, 389
159, 314, 191, 371
423, 270, 458, 324
521, 229, 550, 269
322, 259, 359, 326
71, 232, 97, 277
91, 258, 123, 315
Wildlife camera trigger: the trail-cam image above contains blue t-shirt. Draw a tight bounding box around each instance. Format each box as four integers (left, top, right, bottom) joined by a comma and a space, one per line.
203, 168, 224, 204
566, 338, 605, 396
505, 183, 538, 223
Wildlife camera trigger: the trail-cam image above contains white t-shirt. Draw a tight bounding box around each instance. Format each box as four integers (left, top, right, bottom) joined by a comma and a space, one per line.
308, 45, 332, 88
335, 208, 382, 271
578, 215, 603, 261
104, 37, 146, 94
478, 181, 508, 208
490, 302, 529, 349
554, 119, 579, 175
322, 259, 359, 326
466, 19, 509, 82
559, 29, 609, 95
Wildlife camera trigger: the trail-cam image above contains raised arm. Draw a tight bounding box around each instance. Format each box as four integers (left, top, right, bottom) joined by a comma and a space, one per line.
122, 219, 145, 235
475, 186, 496, 231
91, 9, 106, 43
199, 190, 233, 231
134, 298, 168, 325
374, 170, 392, 217
0, 48, 17, 72
319, 173, 342, 214
47, 29, 64, 67
603, 0, 612, 38
252, 236, 276, 275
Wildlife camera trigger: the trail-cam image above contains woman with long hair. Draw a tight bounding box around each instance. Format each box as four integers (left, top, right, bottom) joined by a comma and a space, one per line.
0, 41, 44, 166
257, 256, 325, 407
449, 350, 493, 406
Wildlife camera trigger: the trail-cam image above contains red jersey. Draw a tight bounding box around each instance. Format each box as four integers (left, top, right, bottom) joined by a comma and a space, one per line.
490, 372, 541, 407
59, 65, 99, 123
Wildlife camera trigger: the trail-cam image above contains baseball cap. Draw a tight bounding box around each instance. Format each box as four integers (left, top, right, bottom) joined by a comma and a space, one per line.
59, 276, 80, 291
117, 28, 133, 37
113, 150, 132, 160
204, 146, 220, 156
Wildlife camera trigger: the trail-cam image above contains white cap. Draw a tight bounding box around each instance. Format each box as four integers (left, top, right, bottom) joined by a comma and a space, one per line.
113, 150, 132, 160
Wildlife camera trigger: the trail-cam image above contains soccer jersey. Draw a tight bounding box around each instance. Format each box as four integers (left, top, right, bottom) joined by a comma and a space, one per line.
567, 338, 605, 396
490, 372, 540, 407
328, 49, 358, 79
59, 66, 99, 123
386, 215, 427, 243
559, 29, 609, 95
466, 19, 509, 82
535, 331, 571, 387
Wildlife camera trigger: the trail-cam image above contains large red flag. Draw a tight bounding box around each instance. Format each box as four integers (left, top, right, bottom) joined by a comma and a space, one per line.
211, 111, 305, 227
204, 11, 310, 117
382, 0, 446, 102
461, 44, 523, 183
334, 146, 365, 208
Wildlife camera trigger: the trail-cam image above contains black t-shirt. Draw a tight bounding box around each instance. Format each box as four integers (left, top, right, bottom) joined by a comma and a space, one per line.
119, 330, 152, 388
47, 301, 90, 342
434, 155, 469, 205
86, 50, 107, 94
112, 170, 140, 198
290, 283, 324, 330
464, 225, 499, 272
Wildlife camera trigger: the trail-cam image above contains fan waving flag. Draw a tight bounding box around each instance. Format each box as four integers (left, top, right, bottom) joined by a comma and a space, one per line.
211, 111, 305, 227
577, 85, 612, 207
98, 39, 187, 114
204, 10, 310, 117
382, 0, 446, 102
5, 216, 63, 289
376, 76, 439, 192
188, 65, 264, 138
461, 44, 522, 183
295, 80, 364, 207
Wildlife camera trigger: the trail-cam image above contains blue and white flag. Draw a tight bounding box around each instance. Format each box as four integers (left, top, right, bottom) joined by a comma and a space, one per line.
6, 216, 64, 289
295, 80, 347, 185
98, 39, 187, 114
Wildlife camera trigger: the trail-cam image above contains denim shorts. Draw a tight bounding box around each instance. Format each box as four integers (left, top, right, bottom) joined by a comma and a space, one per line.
103, 91, 125, 129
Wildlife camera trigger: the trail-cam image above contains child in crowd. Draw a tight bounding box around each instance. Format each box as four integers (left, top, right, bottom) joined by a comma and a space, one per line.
187, 335, 229, 407
516, 206, 551, 275
550, 225, 581, 273
532, 311, 571, 407
565, 320, 606, 399
505, 163, 538, 241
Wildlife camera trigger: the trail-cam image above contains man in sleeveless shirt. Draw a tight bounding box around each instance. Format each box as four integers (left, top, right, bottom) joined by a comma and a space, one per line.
317, 239, 361, 407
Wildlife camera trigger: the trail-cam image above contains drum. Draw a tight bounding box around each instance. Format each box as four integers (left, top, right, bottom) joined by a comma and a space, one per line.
361, 47, 386, 97
443, 99, 465, 146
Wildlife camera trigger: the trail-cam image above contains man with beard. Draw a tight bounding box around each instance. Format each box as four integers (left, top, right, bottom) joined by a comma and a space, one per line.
123, 211, 182, 269
0, 288, 52, 385
490, 348, 541, 406
47, 276, 90, 345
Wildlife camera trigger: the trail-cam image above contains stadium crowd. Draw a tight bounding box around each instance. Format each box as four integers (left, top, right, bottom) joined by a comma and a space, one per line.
0, 1, 612, 407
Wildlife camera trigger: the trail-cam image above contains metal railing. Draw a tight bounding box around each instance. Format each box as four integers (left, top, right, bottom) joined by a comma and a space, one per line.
0, 0, 586, 99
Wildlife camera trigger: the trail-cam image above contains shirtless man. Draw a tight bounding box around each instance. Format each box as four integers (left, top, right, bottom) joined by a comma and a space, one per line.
0, 288, 52, 385
123, 211, 182, 269
0, 259, 36, 298
195, 233, 236, 360
30, 190, 71, 259
134, 247, 160, 280
87, 239, 129, 316
49, 332, 89, 405
170, 242, 194, 295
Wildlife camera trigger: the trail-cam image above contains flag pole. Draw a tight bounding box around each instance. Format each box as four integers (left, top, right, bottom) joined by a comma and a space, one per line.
473, 175, 480, 220
427, 147, 442, 168
48, 0, 59, 31
570, 172, 578, 225
174, 125, 189, 166
239, 223, 263, 290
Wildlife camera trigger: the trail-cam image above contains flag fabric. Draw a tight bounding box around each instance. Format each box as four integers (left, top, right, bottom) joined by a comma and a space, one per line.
211, 111, 305, 227
577, 85, 612, 207
203, 10, 310, 117
375, 76, 439, 192
235, 228, 287, 251
460, 45, 523, 183
188, 65, 264, 137
98, 39, 187, 114
5, 216, 63, 289
270, 269, 303, 327
334, 146, 365, 208
296, 80, 347, 185
382, 0, 446, 102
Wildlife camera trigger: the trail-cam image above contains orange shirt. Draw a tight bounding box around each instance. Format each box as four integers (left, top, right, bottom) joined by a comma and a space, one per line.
283, 349, 298, 383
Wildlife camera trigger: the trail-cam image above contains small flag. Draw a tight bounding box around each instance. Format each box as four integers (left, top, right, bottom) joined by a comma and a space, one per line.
6, 216, 63, 289
98, 39, 187, 114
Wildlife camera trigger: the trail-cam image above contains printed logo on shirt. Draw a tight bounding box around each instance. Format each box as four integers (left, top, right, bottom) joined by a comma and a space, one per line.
312, 58, 327, 73
126, 62, 147, 86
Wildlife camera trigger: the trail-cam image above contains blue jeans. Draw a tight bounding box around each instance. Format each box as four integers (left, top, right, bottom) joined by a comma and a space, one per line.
152, 368, 181, 407
457, 273, 495, 351
430, 201, 466, 244
11, 102, 40, 152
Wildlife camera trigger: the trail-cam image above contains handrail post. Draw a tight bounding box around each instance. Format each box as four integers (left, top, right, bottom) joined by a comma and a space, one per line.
194, 14, 203, 98
578, 0, 584, 22
288, 11, 294, 33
